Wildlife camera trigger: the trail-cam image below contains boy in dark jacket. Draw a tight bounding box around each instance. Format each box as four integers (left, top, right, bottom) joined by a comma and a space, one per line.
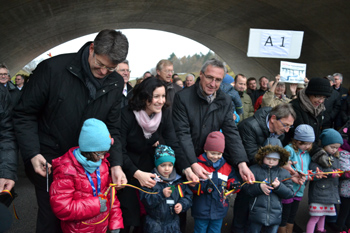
191, 131, 240, 233
243, 145, 293, 233
140, 145, 192, 233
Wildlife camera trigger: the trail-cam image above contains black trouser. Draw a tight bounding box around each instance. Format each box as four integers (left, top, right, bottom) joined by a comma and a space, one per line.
231, 190, 250, 233
25, 161, 62, 233
336, 197, 350, 231
280, 200, 300, 226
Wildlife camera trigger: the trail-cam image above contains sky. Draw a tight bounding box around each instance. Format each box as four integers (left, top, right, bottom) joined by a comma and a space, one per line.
25, 29, 211, 80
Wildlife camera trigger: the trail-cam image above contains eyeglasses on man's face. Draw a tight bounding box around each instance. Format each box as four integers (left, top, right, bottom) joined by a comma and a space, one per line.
118, 69, 131, 73
202, 72, 223, 84
161, 69, 174, 74
0, 73, 8, 77
278, 119, 294, 129
94, 54, 117, 72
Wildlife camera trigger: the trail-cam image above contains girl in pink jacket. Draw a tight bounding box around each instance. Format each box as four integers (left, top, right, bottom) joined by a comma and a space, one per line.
50, 118, 123, 233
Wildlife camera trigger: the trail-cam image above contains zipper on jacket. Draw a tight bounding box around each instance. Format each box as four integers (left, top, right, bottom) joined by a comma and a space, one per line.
251, 197, 257, 211
267, 167, 271, 225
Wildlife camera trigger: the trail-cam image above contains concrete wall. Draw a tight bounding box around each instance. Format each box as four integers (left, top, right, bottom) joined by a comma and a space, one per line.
1, 0, 349, 87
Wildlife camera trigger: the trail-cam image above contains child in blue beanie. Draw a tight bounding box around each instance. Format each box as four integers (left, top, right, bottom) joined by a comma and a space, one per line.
306, 128, 343, 233
50, 118, 123, 233
139, 145, 192, 233
280, 124, 315, 232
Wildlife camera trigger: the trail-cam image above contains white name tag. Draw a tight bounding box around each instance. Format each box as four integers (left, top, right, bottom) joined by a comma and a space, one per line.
166, 199, 175, 205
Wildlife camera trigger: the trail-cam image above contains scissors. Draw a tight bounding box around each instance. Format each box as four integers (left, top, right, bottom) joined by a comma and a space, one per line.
207, 175, 222, 195
46, 161, 49, 192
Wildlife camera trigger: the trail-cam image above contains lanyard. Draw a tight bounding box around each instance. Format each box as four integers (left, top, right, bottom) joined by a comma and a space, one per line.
85, 168, 101, 196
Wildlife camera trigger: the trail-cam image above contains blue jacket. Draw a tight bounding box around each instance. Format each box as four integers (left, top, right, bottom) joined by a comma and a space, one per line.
220, 82, 243, 115
140, 172, 192, 233
191, 153, 239, 220
243, 164, 293, 226
284, 144, 312, 197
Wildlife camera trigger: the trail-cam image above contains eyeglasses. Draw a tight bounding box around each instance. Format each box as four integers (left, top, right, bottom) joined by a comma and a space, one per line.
202, 72, 223, 84
94, 54, 117, 72
118, 69, 131, 73
162, 69, 174, 74
0, 73, 8, 76
278, 119, 294, 129
95, 151, 107, 157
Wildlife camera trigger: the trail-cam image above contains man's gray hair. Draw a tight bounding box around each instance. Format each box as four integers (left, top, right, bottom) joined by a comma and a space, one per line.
0, 63, 9, 74
200, 58, 225, 74
333, 73, 343, 82
269, 103, 296, 120
117, 60, 129, 70
186, 73, 195, 81
93, 29, 129, 65
156, 59, 173, 71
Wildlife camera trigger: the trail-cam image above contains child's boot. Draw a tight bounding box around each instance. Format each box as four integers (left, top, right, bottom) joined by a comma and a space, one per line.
286, 223, 294, 233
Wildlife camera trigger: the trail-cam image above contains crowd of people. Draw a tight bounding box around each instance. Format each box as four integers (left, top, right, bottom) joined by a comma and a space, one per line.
1, 28, 350, 233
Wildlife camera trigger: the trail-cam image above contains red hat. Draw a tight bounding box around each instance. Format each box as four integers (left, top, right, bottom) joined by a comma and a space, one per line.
204, 131, 225, 153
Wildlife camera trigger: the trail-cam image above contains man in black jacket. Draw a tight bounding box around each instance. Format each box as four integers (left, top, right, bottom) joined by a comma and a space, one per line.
0, 84, 17, 193
0, 64, 21, 109
333, 73, 348, 129
13, 29, 128, 233
172, 58, 254, 183
323, 75, 341, 129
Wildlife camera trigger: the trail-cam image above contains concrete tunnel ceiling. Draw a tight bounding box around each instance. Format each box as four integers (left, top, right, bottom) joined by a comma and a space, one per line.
1, 0, 350, 86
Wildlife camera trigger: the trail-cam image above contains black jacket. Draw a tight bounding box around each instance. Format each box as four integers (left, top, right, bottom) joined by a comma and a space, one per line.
120, 106, 189, 178
252, 88, 267, 106
243, 164, 293, 226
341, 95, 350, 124
238, 107, 284, 165
334, 85, 349, 128
118, 106, 189, 226
308, 155, 341, 205
323, 89, 341, 128
13, 42, 124, 166
5, 81, 21, 110
164, 81, 182, 107
172, 79, 248, 167
0, 84, 17, 181
120, 82, 133, 108
140, 174, 192, 233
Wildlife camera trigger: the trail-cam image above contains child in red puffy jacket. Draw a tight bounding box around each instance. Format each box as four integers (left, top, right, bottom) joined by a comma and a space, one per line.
50, 118, 123, 233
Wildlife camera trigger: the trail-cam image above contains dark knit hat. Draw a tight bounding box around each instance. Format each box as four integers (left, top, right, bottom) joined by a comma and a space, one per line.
204, 131, 225, 153
320, 128, 343, 147
305, 77, 332, 97
154, 145, 176, 167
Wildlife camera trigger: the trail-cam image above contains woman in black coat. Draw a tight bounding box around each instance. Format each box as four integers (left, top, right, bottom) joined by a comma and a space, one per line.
118, 77, 189, 232
283, 78, 332, 167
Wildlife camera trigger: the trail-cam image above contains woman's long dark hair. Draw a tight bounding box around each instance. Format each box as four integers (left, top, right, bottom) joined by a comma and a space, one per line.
128, 77, 168, 111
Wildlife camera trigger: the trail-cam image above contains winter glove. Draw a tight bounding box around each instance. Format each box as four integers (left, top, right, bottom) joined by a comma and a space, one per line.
110, 229, 120, 233
312, 149, 332, 168
99, 197, 107, 213
344, 171, 350, 179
